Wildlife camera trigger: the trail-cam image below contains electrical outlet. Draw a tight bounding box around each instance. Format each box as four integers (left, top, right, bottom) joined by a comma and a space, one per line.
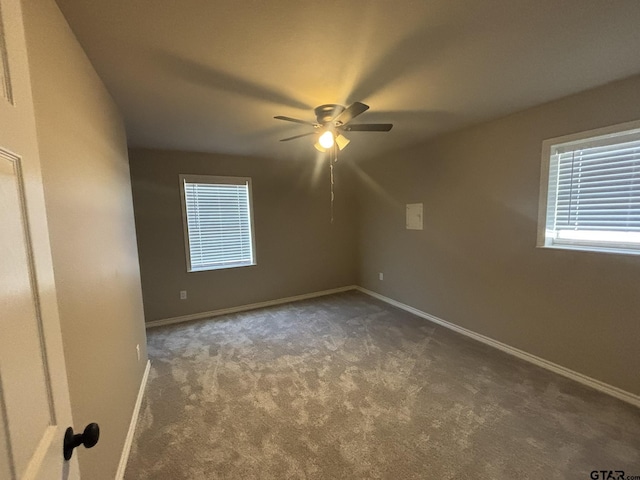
379, 272, 384, 281
136, 344, 140, 361
180, 290, 187, 300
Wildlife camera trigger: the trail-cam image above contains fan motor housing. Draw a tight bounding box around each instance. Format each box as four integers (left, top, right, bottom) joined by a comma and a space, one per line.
314, 104, 345, 125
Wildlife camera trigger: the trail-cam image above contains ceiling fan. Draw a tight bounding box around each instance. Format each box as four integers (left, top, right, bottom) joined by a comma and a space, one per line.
274, 102, 393, 152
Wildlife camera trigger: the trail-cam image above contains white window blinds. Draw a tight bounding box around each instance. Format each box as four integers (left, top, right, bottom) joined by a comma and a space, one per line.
181, 176, 255, 271
543, 126, 640, 253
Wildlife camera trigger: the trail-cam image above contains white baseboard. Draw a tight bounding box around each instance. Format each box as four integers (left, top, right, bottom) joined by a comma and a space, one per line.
146, 285, 358, 329
355, 286, 640, 409
116, 359, 151, 480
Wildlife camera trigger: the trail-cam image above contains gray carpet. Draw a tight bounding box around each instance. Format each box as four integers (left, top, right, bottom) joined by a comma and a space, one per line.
125, 291, 640, 479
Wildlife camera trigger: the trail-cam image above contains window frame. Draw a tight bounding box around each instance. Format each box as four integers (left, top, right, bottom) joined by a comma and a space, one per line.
537, 119, 640, 256
179, 174, 257, 272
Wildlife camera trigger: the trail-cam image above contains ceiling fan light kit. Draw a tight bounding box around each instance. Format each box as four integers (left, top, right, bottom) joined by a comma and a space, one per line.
318, 130, 335, 149
275, 102, 393, 222
314, 133, 350, 153
335, 133, 350, 150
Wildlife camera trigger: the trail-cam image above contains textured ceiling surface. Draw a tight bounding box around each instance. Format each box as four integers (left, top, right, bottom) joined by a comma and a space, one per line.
55, 0, 640, 161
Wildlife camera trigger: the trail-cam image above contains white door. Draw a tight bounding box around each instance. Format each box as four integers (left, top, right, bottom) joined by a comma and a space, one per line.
0, 0, 79, 478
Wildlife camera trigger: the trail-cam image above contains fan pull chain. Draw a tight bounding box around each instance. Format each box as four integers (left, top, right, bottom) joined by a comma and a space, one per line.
330, 154, 335, 224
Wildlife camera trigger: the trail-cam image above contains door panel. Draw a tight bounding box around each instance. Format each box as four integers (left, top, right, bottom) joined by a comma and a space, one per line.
0, 151, 52, 475
0, 0, 78, 478
0, 0, 13, 104
1, 400, 11, 479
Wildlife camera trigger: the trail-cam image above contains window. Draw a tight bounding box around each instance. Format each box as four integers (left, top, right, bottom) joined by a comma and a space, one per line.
180, 175, 256, 271
538, 121, 640, 255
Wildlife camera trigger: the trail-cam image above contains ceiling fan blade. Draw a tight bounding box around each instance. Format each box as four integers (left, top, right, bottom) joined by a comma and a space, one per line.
274, 115, 317, 126
279, 132, 316, 142
333, 102, 369, 126
342, 123, 393, 132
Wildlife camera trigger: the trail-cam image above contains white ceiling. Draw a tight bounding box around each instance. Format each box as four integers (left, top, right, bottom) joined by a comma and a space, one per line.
55, 0, 640, 162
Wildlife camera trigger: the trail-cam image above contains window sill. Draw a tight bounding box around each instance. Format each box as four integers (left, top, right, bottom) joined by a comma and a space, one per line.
188, 262, 257, 273
536, 243, 640, 257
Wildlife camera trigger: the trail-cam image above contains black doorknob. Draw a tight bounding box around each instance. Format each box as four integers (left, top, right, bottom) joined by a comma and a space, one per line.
63, 423, 100, 460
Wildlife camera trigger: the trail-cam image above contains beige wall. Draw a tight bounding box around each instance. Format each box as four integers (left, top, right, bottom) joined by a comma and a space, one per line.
23, 1, 148, 478
129, 148, 357, 322
356, 74, 640, 397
